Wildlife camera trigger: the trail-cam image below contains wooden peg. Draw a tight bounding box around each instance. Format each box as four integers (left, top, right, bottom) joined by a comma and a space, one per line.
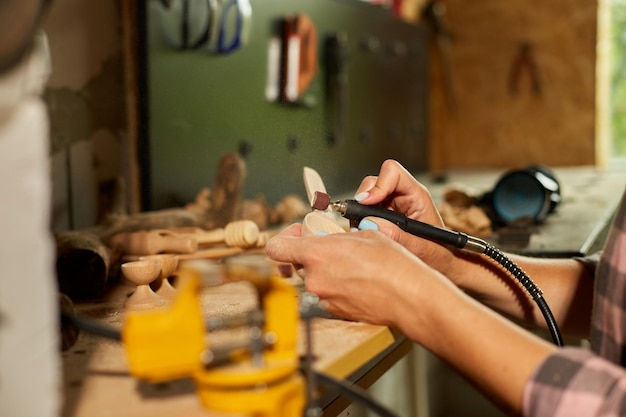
121, 259, 167, 310
140, 254, 179, 298
108, 230, 198, 256
165, 220, 260, 248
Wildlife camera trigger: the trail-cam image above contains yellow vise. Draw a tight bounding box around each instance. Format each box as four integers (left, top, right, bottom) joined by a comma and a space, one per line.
121, 258, 305, 416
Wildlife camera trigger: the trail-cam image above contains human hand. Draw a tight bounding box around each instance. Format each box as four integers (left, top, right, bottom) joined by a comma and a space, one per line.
352, 159, 458, 277
266, 225, 558, 416
354, 160, 443, 225
265, 224, 454, 335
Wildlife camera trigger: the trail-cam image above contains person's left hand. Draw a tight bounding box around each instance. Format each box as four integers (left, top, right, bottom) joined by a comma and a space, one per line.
265, 223, 455, 335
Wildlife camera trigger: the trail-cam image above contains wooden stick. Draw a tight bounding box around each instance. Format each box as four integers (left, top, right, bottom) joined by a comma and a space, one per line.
163, 220, 260, 248
108, 230, 198, 256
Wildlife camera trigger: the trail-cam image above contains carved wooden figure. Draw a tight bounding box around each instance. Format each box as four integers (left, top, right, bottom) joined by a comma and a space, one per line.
121, 259, 166, 310
303, 166, 329, 207
140, 254, 179, 299
302, 166, 349, 234
54, 153, 247, 300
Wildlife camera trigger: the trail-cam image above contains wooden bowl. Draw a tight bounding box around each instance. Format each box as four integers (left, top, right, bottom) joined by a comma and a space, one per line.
301, 211, 346, 236
121, 259, 161, 286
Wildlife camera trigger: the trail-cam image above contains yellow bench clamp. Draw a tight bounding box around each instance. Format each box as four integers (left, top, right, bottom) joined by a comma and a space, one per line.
121, 260, 305, 416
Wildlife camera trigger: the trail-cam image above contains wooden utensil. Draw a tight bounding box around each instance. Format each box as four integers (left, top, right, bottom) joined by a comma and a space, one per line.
303, 166, 328, 207
177, 246, 244, 261
140, 254, 179, 298
109, 230, 198, 256
121, 259, 167, 310
301, 211, 346, 236
165, 220, 260, 248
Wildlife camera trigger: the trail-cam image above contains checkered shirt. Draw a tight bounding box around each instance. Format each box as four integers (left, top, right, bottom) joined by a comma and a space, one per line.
523, 189, 626, 416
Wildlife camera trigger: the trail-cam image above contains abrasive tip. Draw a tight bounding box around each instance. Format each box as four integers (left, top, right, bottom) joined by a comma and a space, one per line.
311, 191, 331, 211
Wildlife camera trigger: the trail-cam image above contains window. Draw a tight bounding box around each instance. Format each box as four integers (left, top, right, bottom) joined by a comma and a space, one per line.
603, 0, 626, 166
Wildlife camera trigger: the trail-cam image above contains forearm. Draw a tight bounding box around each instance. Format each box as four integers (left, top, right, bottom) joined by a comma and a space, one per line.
397, 278, 557, 416
447, 250, 594, 338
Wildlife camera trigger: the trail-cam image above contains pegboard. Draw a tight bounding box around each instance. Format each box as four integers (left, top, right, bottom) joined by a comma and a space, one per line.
140, 0, 429, 208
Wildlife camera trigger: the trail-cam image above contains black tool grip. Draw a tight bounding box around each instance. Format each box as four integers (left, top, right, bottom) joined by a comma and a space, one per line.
343, 200, 468, 249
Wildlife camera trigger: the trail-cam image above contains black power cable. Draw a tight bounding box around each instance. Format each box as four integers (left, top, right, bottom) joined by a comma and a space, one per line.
314, 371, 399, 417
331, 199, 565, 347
61, 310, 121, 341
482, 244, 563, 346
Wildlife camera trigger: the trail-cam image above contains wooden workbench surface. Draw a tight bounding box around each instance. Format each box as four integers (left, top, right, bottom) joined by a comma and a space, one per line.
61, 166, 621, 416
61, 276, 404, 417
417, 166, 626, 257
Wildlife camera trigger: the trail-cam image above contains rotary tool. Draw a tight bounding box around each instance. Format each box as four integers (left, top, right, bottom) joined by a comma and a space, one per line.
310, 190, 564, 347
311, 191, 488, 253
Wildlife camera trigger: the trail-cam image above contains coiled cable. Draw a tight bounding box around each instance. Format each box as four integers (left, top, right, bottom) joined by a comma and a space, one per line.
482, 244, 564, 346
331, 198, 565, 347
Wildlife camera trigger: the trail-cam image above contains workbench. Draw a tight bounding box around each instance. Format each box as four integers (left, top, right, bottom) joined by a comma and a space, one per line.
417, 166, 626, 257
60, 166, 624, 417
61, 275, 411, 417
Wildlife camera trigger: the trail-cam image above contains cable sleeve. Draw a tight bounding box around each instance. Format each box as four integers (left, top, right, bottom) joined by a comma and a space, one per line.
482, 244, 564, 346
343, 200, 468, 248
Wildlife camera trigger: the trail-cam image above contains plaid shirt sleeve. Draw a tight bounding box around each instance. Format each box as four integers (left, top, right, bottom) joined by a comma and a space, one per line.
524, 348, 626, 416
522, 189, 626, 416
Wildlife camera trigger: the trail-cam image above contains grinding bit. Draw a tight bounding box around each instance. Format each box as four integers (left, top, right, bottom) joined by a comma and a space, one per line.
311, 191, 331, 211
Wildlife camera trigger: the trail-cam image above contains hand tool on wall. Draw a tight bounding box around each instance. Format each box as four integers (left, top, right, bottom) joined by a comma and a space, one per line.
266, 13, 318, 104
508, 41, 542, 96
323, 32, 349, 146
422, 0, 458, 113
206, 0, 252, 54
265, 18, 283, 101
282, 14, 317, 103
295, 14, 318, 99
154, 0, 251, 53
154, 0, 211, 50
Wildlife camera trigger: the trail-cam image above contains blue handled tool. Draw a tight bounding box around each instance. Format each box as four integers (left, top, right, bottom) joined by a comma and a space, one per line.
208, 0, 252, 54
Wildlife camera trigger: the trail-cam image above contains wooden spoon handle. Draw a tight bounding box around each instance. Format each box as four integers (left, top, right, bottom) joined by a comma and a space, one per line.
162, 220, 260, 248
109, 230, 198, 255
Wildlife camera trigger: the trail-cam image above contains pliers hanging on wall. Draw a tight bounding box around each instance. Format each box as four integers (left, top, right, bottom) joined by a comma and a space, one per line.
509, 41, 542, 96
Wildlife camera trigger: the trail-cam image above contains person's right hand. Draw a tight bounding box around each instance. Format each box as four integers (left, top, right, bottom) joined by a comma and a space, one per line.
346, 160, 594, 339
352, 159, 462, 278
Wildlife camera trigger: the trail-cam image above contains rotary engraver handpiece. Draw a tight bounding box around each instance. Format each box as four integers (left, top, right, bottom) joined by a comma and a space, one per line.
311, 191, 487, 253
310, 191, 564, 346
